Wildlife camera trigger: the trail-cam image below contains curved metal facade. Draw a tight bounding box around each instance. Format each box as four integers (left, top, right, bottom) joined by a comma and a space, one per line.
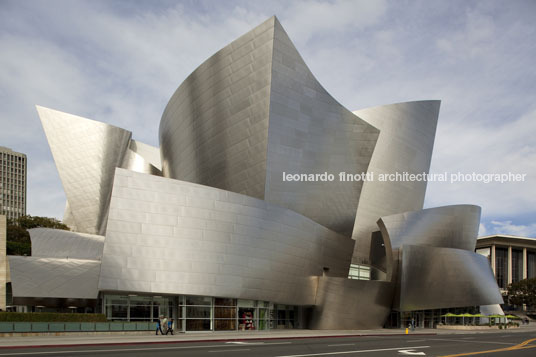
29, 228, 104, 260
378, 205, 481, 251
18, 16, 505, 330
121, 148, 162, 176
377, 205, 502, 311
159, 17, 275, 200
351, 101, 440, 264
159, 17, 379, 235
8, 256, 100, 300
99, 168, 353, 305
400, 245, 503, 310
36, 106, 132, 235
129, 140, 161, 171
309, 277, 395, 329
263, 20, 379, 236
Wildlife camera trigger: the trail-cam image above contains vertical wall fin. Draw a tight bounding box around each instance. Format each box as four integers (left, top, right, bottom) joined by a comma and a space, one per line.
36, 106, 132, 235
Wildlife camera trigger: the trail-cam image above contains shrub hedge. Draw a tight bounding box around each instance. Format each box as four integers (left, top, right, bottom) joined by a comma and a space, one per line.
0, 312, 107, 322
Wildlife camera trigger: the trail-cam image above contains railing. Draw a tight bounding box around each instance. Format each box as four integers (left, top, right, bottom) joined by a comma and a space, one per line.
0, 322, 157, 333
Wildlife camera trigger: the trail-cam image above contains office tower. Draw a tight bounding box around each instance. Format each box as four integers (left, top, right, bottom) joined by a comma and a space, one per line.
0, 146, 27, 221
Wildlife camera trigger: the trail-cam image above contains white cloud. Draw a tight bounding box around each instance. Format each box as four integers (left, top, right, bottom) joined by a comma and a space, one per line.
481, 221, 536, 238
436, 8, 496, 60
282, 0, 387, 44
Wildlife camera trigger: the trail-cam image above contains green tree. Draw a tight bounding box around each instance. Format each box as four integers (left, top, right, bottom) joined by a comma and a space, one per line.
6, 215, 70, 256
507, 278, 536, 308
16, 215, 69, 231
6, 220, 31, 256
6, 224, 30, 243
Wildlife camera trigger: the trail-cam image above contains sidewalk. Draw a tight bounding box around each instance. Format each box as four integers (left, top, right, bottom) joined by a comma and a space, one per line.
1, 324, 535, 349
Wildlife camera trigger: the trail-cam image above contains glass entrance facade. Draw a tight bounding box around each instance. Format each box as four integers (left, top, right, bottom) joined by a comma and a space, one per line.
102, 293, 299, 331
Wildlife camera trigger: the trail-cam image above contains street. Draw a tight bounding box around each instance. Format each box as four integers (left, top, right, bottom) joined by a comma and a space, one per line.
0, 330, 535, 356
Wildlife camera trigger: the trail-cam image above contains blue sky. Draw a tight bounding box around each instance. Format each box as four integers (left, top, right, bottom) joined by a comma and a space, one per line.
1, 0, 535, 236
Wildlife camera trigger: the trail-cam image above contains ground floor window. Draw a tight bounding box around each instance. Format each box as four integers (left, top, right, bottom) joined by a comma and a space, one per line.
103, 294, 173, 322
102, 293, 299, 332
214, 297, 236, 331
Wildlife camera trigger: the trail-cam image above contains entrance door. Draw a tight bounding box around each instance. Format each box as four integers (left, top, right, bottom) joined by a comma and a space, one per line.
238, 307, 256, 330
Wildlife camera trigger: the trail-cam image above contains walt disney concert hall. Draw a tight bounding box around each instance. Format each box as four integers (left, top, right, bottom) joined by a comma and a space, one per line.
8, 16, 503, 330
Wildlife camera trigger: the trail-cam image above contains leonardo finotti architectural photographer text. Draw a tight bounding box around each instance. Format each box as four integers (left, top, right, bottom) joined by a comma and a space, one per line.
282, 171, 527, 184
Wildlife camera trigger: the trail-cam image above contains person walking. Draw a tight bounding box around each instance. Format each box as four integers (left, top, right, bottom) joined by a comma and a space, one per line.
165, 318, 174, 335
162, 316, 168, 334
155, 318, 164, 335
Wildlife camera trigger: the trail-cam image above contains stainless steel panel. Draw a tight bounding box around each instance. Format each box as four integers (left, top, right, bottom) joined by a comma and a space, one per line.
480, 304, 505, 316
399, 245, 503, 311
129, 140, 161, 171
351, 101, 440, 264
36, 106, 132, 235
62, 201, 78, 232
309, 277, 395, 329
379, 205, 487, 308
159, 17, 379, 235
99, 168, 353, 305
121, 148, 162, 176
29, 228, 104, 260
264, 20, 379, 236
159, 17, 275, 201
8, 256, 100, 299
378, 205, 481, 251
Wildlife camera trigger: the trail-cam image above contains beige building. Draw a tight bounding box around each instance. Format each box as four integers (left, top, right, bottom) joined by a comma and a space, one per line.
0, 146, 27, 221
476, 235, 536, 292
0, 215, 6, 310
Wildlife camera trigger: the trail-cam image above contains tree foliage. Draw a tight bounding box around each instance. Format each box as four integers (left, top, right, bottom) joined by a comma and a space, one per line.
5, 215, 69, 256
6, 224, 30, 243
507, 278, 536, 308
15, 215, 69, 231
